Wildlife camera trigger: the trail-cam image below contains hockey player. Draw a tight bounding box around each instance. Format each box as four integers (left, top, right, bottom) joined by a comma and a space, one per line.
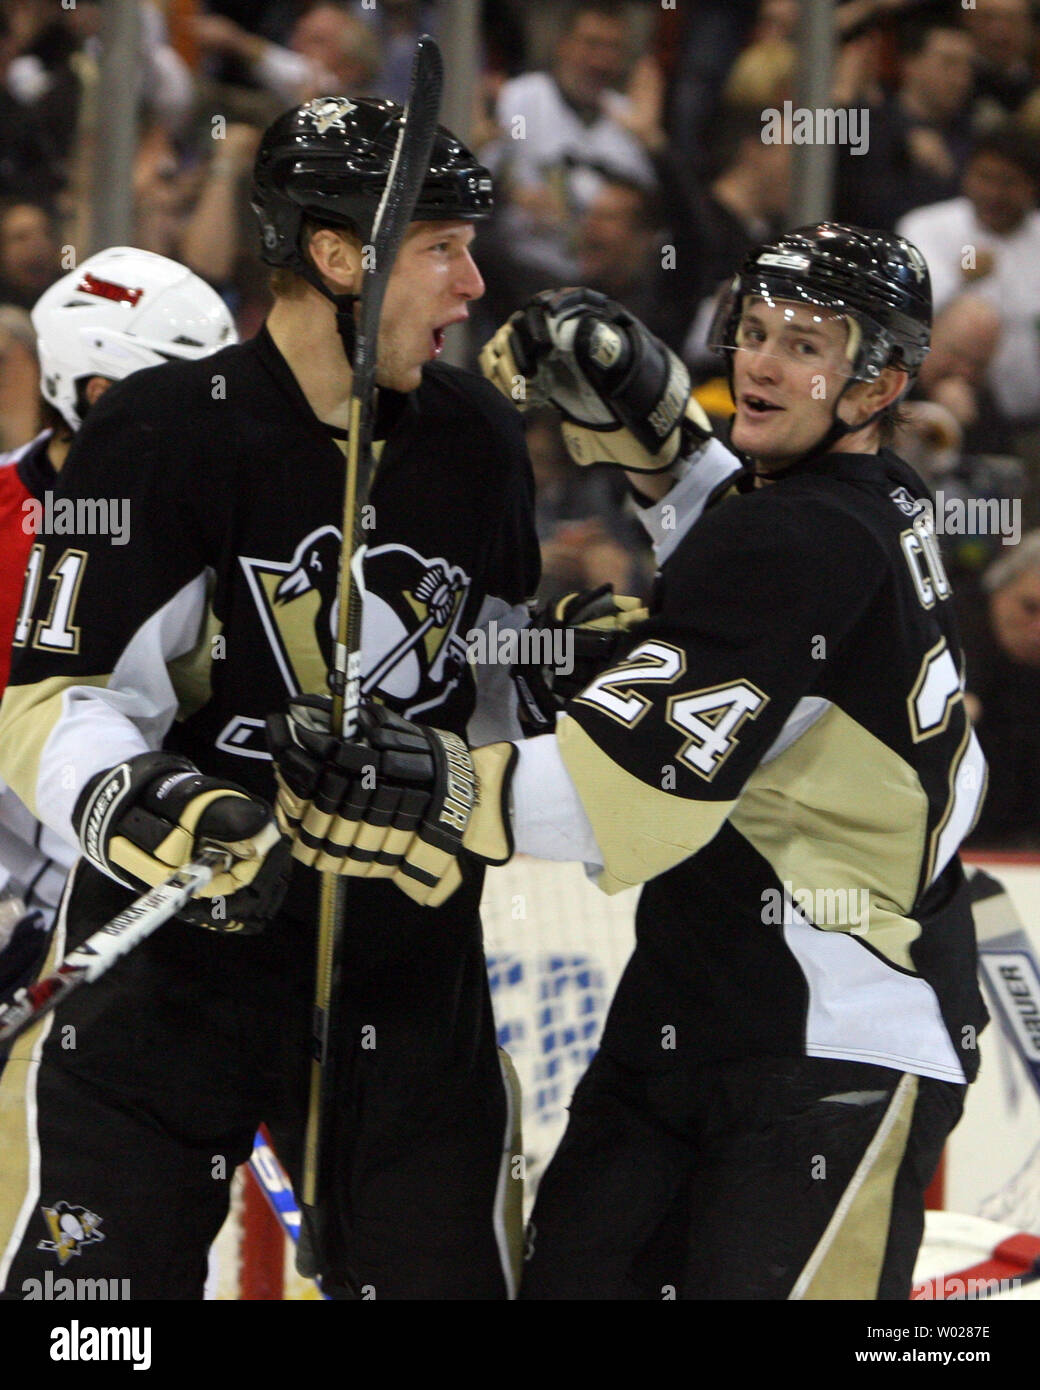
273, 224, 991, 1299
0, 99, 541, 1299
0, 248, 236, 1009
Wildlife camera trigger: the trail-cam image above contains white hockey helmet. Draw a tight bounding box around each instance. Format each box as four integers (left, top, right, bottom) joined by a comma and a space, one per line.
31, 246, 237, 430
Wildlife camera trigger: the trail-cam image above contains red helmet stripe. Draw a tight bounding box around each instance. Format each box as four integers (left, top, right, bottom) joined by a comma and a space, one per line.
76, 272, 144, 307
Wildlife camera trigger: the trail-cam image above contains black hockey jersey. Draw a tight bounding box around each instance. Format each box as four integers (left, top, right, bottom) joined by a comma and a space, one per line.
554, 448, 989, 1082
0, 327, 539, 929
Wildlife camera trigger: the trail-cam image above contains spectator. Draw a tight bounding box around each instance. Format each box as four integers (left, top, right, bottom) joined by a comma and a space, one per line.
721, 30, 796, 112
836, 17, 977, 231
575, 176, 680, 347
667, 0, 759, 180
0, 303, 37, 451
126, 119, 268, 340
0, 6, 67, 202
897, 124, 1040, 442
199, 3, 298, 47
753, 0, 800, 44
723, 0, 893, 118
914, 294, 1016, 457
481, 0, 529, 81
690, 104, 791, 301
830, 15, 888, 114
962, 533, 1040, 850
526, 407, 649, 604
131, 124, 199, 262
482, 0, 660, 292
351, 0, 439, 106
893, 398, 964, 487
61, 1, 195, 139
962, 0, 1038, 125
675, 105, 792, 374
178, 123, 263, 292
0, 199, 59, 310
894, 398, 1027, 591
195, 3, 381, 105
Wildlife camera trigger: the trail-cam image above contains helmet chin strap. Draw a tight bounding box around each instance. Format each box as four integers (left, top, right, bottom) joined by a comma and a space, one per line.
755, 388, 894, 475
807, 385, 887, 457
750, 316, 895, 473
298, 261, 360, 365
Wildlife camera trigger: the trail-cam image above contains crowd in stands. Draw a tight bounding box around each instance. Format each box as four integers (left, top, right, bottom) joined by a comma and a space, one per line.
2, 0, 1040, 848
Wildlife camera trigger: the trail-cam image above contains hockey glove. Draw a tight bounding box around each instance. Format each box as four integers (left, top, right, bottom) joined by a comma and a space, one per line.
511, 584, 648, 733
267, 696, 517, 908
73, 753, 290, 934
479, 288, 713, 473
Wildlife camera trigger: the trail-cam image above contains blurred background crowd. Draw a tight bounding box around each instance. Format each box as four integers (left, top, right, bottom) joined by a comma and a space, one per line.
2, 0, 1040, 849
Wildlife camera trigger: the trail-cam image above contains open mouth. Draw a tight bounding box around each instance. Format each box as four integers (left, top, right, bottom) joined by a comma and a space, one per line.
741, 394, 783, 415
432, 326, 446, 355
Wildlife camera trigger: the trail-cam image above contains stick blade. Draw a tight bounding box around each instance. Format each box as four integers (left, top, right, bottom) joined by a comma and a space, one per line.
356, 35, 445, 357
373, 35, 444, 256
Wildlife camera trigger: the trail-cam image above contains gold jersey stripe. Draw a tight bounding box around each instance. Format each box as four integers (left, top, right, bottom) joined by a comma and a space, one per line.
731, 702, 928, 970
0, 675, 109, 820
0, 906, 65, 1284
465, 742, 516, 864
556, 715, 736, 895
789, 1073, 917, 1299
167, 596, 222, 723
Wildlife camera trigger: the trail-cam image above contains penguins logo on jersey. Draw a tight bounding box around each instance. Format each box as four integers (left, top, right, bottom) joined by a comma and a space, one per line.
37, 1201, 105, 1265
241, 525, 342, 703
234, 531, 471, 756
360, 543, 471, 719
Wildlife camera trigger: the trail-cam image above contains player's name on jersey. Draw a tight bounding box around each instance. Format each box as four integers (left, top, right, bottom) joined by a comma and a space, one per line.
466, 618, 575, 675
20, 492, 129, 546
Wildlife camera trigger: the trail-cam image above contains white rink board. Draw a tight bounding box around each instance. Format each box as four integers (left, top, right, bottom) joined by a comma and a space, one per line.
209, 853, 1040, 1296
950, 858, 1040, 1234
482, 853, 1040, 1232
482, 856, 637, 1198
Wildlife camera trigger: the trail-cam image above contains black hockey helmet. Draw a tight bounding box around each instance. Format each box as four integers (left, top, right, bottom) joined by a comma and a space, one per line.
251, 95, 494, 270
708, 222, 932, 383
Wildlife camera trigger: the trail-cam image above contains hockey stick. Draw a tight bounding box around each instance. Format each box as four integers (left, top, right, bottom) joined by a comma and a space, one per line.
300, 35, 445, 1268
0, 847, 231, 1047
246, 1129, 330, 1299
250, 1130, 304, 1249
